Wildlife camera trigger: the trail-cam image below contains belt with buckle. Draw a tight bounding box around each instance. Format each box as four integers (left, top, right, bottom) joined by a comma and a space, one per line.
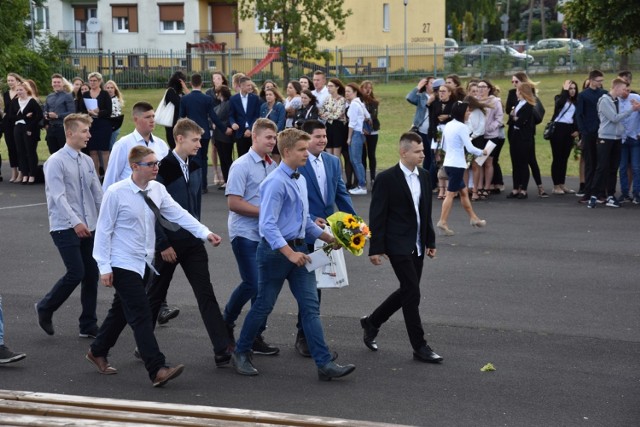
286, 238, 305, 247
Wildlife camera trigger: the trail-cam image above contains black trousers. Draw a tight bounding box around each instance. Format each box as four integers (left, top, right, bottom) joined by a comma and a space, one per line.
510, 129, 534, 191
592, 138, 621, 198
14, 124, 39, 177
369, 252, 427, 351
490, 137, 506, 186
549, 123, 574, 185
165, 126, 176, 150
215, 140, 234, 182
363, 133, 378, 181
236, 136, 251, 158
46, 125, 66, 155
91, 267, 166, 381
146, 238, 229, 355
582, 131, 599, 197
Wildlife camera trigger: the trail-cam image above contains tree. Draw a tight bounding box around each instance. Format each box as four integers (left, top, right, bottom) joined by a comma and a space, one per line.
237, 0, 352, 83
561, 0, 640, 69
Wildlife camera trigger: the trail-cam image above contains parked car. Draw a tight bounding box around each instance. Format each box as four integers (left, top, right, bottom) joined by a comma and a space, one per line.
528, 38, 583, 65
458, 44, 534, 67
444, 38, 459, 58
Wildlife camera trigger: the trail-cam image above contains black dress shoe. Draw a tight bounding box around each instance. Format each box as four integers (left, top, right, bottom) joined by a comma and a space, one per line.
295, 332, 311, 357
413, 345, 443, 363
157, 307, 180, 325
318, 361, 356, 381
231, 352, 258, 376
360, 316, 378, 351
34, 303, 54, 335
214, 350, 232, 367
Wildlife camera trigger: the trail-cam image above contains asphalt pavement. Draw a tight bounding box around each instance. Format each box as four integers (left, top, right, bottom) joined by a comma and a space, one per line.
0, 170, 638, 426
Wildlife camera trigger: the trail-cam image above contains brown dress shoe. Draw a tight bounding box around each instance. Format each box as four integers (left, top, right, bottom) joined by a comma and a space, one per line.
153, 364, 184, 387
86, 350, 117, 375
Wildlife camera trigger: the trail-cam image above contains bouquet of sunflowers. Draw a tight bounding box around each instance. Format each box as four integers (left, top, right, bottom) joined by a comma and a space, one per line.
325, 212, 371, 256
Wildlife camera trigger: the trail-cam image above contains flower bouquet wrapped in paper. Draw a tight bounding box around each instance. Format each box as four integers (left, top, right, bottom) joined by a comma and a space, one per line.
325, 212, 371, 256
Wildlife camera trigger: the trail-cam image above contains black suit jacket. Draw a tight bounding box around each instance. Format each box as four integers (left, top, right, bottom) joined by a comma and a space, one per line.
368, 164, 435, 256
179, 90, 225, 138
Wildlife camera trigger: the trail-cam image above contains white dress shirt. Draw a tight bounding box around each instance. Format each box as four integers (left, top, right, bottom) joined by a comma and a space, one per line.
442, 119, 484, 168
44, 144, 103, 232
312, 86, 330, 109
309, 152, 327, 203
102, 129, 169, 190
399, 162, 422, 256
93, 178, 211, 278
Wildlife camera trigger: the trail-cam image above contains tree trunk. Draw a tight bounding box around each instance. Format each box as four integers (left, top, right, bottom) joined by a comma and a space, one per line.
540, 0, 546, 39
527, 0, 534, 43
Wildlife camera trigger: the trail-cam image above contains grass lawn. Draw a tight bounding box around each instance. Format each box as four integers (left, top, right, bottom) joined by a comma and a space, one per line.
2, 73, 590, 177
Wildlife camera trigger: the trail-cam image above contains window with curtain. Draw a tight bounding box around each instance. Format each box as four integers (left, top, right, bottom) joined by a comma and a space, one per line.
112, 5, 138, 33
159, 3, 185, 33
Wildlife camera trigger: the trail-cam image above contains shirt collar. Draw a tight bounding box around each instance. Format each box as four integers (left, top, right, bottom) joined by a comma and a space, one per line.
127, 176, 149, 193
133, 129, 155, 145
62, 144, 81, 159
308, 151, 323, 163
399, 162, 419, 178
278, 161, 297, 178
172, 150, 188, 167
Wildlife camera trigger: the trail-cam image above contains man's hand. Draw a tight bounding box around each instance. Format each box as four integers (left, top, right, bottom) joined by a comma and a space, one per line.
161, 247, 178, 263
314, 217, 327, 228
207, 233, 222, 247
73, 223, 91, 238
225, 127, 233, 136
231, 123, 239, 131
426, 248, 437, 259
243, 129, 251, 138
369, 254, 388, 265
100, 273, 113, 288
287, 251, 310, 267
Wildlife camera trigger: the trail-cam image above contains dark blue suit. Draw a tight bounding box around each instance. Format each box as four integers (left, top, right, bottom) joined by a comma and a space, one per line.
296, 151, 356, 338
179, 90, 226, 191
229, 93, 261, 157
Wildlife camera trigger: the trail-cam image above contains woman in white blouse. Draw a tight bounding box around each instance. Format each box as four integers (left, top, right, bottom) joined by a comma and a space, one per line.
549, 80, 579, 194
465, 95, 488, 200
437, 101, 488, 236
345, 83, 370, 195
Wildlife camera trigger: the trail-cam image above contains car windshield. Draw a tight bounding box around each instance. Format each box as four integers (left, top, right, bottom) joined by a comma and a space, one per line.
505, 46, 519, 54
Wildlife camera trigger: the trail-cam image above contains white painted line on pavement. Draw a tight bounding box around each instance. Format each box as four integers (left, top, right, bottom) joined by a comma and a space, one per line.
0, 202, 47, 210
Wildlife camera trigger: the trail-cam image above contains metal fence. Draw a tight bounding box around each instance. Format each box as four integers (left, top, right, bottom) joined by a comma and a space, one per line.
52, 42, 640, 88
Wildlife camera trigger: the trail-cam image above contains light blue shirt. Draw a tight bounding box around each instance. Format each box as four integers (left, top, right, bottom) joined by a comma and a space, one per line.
619, 93, 640, 140
93, 178, 211, 278
226, 148, 277, 242
259, 162, 323, 250
44, 144, 103, 232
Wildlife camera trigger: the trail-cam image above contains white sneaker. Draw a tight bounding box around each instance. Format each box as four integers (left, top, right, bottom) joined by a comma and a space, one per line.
349, 187, 367, 195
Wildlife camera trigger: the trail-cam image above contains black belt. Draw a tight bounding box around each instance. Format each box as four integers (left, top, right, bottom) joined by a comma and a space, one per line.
286, 238, 305, 247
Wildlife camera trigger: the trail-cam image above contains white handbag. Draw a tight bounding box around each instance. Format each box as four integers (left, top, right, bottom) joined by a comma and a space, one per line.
155, 90, 175, 127
313, 229, 349, 289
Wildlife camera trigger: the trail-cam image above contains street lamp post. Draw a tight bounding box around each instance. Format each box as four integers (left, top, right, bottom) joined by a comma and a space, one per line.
403, 0, 408, 73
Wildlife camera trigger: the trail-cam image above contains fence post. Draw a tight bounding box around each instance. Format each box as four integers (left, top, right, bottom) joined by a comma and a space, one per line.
433, 43, 437, 77
335, 46, 339, 79
170, 49, 174, 75
109, 50, 114, 80
385, 45, 389, 84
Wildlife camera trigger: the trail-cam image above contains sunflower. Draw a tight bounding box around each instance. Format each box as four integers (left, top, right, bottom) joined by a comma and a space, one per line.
342, 214, 359, 229
349, 233, 366, 251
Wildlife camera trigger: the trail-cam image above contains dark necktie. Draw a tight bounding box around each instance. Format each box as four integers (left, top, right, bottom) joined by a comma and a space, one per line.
140, 190, 180, 231
291, 171, 300, 179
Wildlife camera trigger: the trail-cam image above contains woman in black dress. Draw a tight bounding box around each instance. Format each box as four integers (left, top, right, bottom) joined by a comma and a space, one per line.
507, 82, 537, 199
2, 72, 25, 183
79, 72, 112, 176
163, 71, 189, 149
11, 81, 43, 184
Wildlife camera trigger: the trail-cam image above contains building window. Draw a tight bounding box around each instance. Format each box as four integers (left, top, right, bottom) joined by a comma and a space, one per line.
383, 4, 390, 32
255, 14, 282, 34
112, 5, 138, 33
208, 59, 217, 69
115, 58, 125, 67
34, 5, 50, 31
377, 57, 388, 68
159, 4, 185, 33
179, 59, 188, 67
72, 58, 80, 67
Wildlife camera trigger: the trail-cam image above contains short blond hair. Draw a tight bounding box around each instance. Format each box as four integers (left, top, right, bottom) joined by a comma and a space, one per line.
64, 113, 93, 133
277, 128, 310, 155
128, 146, 155, 164
173, 118, 204, 140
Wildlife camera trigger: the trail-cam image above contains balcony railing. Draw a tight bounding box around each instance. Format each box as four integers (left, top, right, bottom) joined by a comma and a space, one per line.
193, 31, 238, 50
58, 30, 102, 50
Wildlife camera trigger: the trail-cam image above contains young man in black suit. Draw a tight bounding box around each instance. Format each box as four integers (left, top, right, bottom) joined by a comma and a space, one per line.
229, 76, 261, 157
360, 131, 443, 364
179, 73, 231, 193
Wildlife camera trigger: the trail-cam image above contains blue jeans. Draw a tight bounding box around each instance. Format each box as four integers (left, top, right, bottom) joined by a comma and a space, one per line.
224, 237, 266, 334
91, 267, 166, 380
619, 137, 640, 196
349, 130, 366, 188
235, 240, 332, 367
37, 229, 98, 334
